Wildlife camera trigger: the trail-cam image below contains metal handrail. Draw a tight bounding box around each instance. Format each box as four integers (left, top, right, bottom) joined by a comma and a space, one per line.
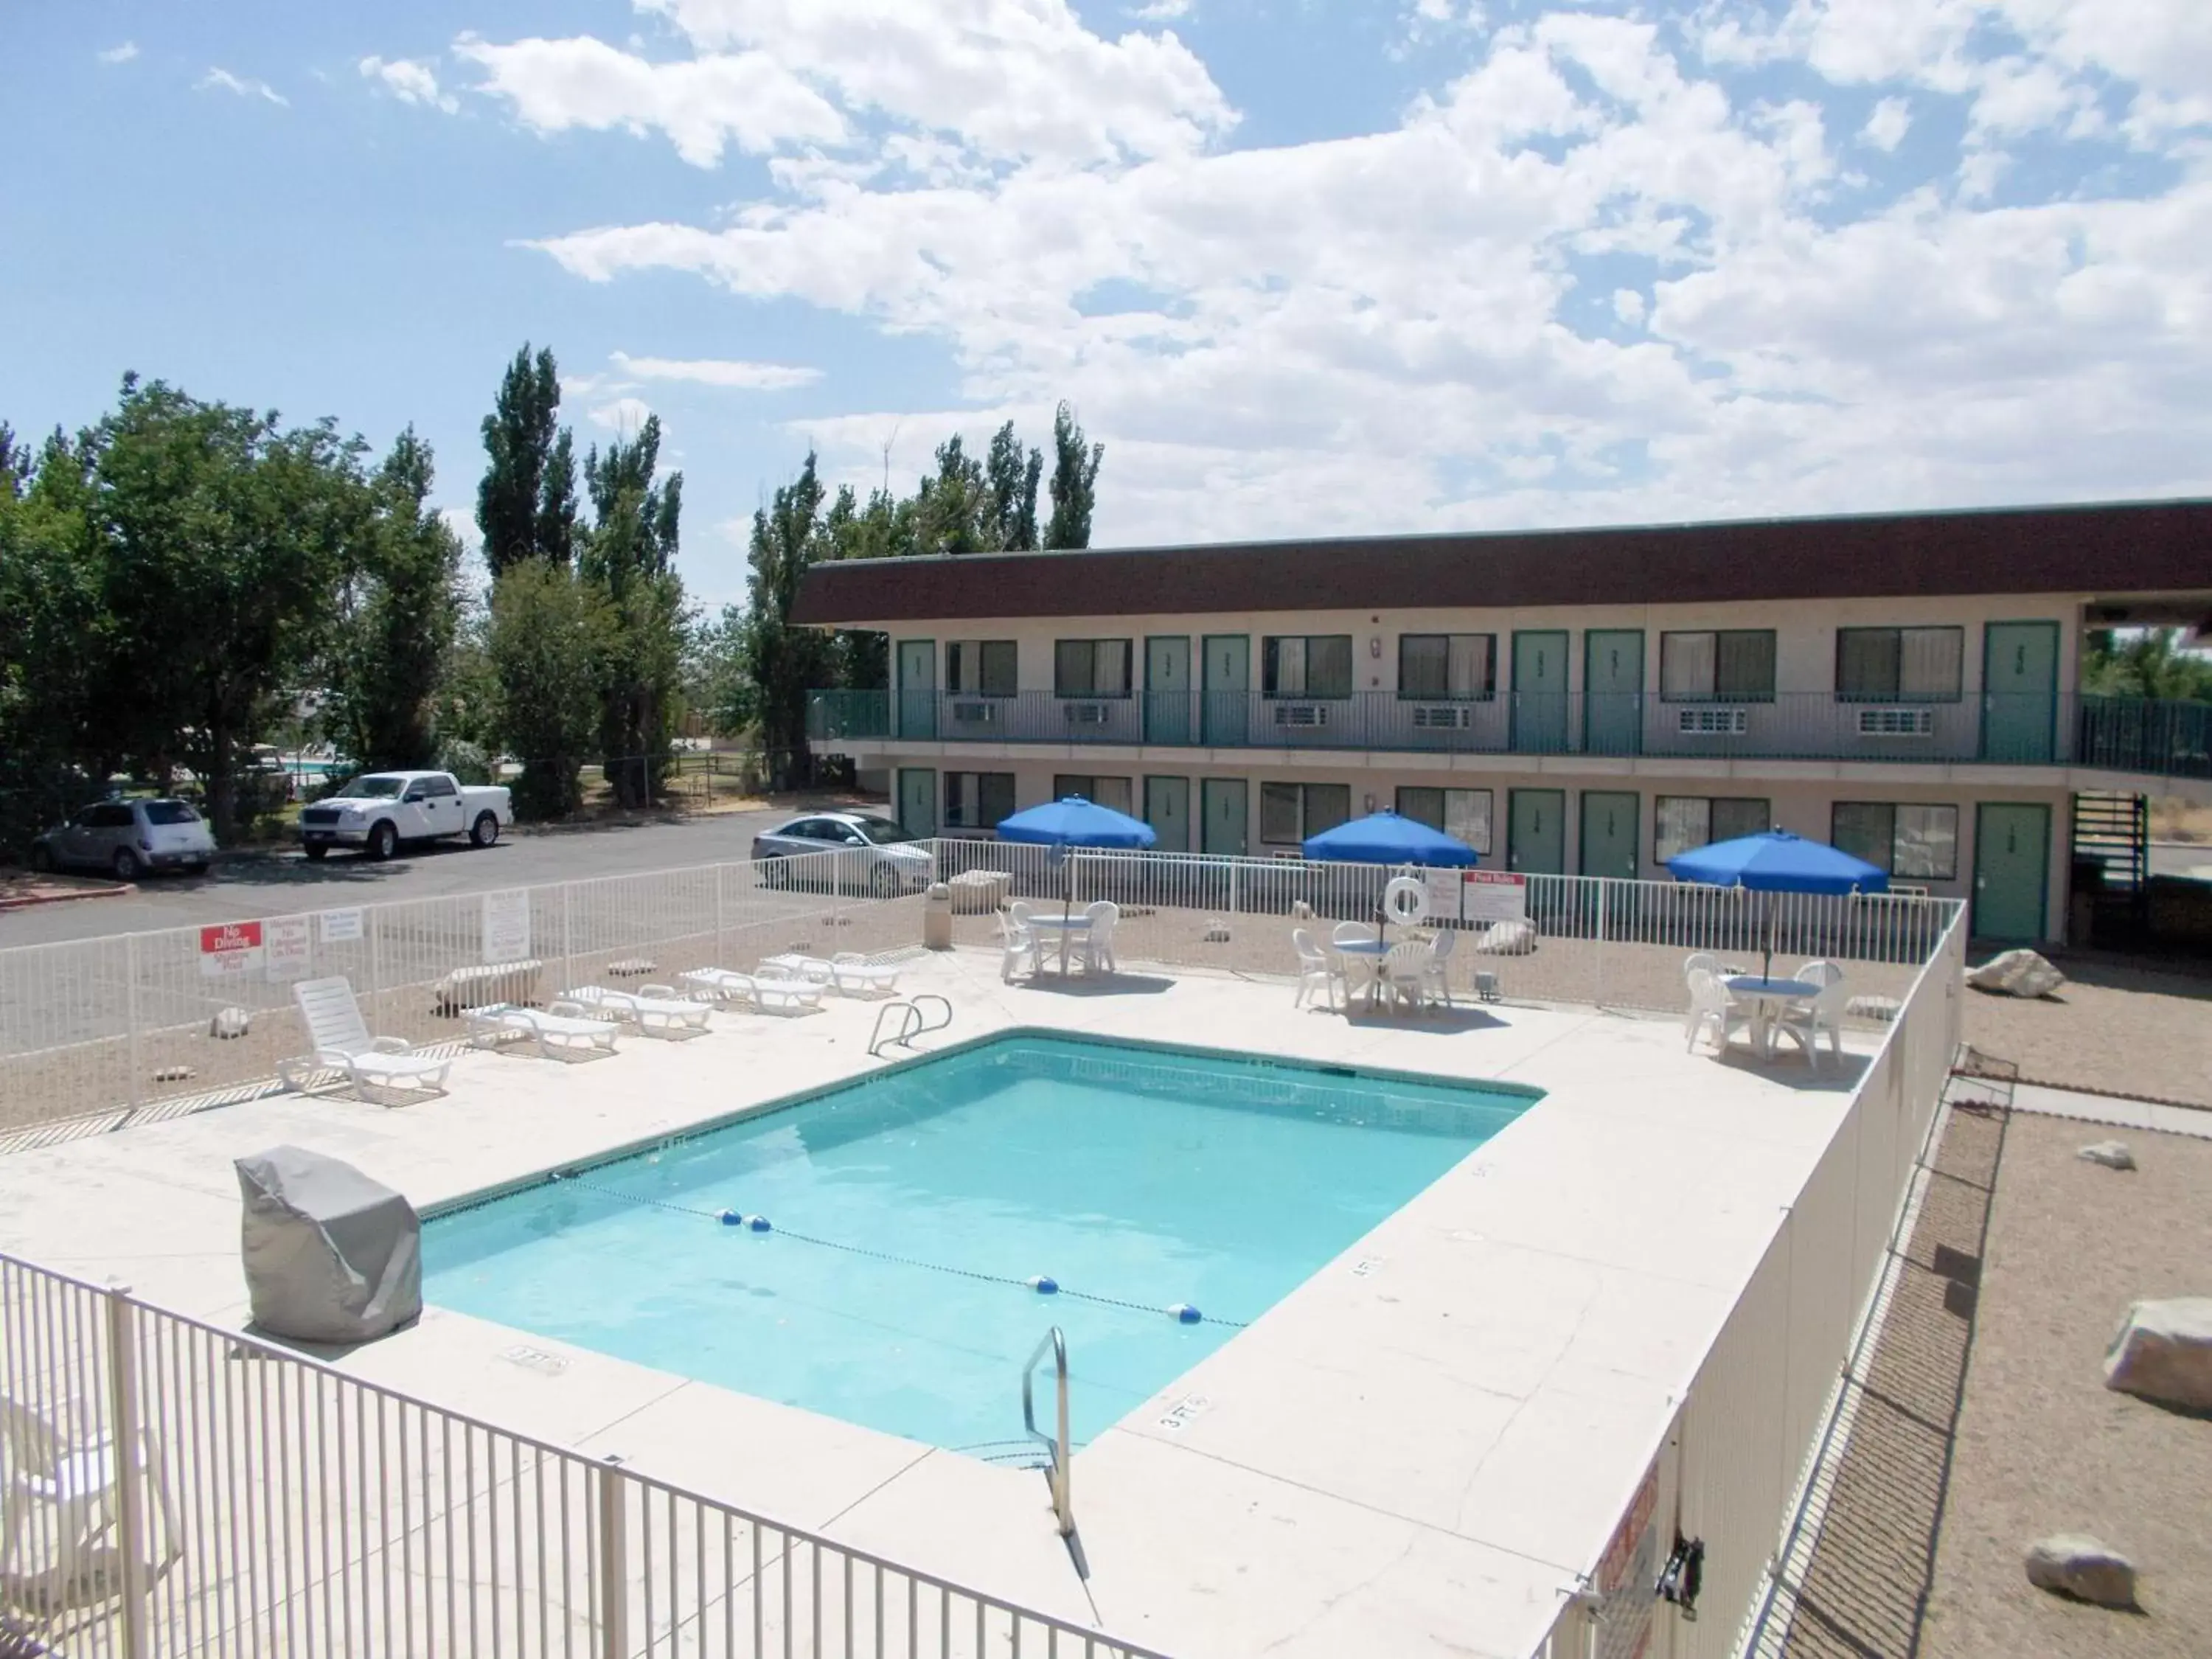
1022, 1325, 1074, 1538
909, 992, 952, 1036
867, 993, 953, 1057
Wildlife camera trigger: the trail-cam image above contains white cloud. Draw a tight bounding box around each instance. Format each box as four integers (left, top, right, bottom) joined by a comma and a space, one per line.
360, 55, 459, 114
609, 351, 821, 389
1860, 96, 1910, 152
198, 67, 288, 108
97, 42, 138, 66
1132, 0, 1192, 18
495, 4, 2211, 542
588, 396, 658, 434
455, 33, 845, 166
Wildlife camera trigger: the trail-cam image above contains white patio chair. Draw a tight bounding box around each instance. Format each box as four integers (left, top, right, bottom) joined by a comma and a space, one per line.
1422, 927, 1458, 1006
1000, 908, 1042, 983
1381, 942, 1432, 1015
1684, 968, 1751, 1055
1683, 951, 1719, 982
1290, 928, 1343, 1010
676, 967, 824, 1015
1774, 960, 1848, 1068
278, 977, 453, 1101
463, 1001, 620, 1060
560, 984, 711, 1037
1, 1394, 182, 1593
1074, 902, 1119, 975
831, 953, 902, 997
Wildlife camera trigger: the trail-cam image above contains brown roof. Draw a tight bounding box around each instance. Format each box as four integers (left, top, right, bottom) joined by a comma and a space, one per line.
790, 498, 2212, 625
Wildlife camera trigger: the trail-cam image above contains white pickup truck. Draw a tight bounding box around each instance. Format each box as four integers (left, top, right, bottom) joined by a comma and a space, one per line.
299, 771, 514, 861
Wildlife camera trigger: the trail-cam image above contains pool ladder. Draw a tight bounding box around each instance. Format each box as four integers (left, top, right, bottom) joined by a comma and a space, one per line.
866, 994, 951, 1057
1023, 1326, 1075, 1542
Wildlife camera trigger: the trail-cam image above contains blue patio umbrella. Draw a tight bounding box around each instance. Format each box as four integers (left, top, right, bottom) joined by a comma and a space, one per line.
995, 796, 1158, 925
1666, 830, 1886, 978
1301, 809, 1477, 867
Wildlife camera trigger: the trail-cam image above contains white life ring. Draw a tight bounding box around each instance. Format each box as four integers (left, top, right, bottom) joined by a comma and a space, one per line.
1382, 875, 1429, 926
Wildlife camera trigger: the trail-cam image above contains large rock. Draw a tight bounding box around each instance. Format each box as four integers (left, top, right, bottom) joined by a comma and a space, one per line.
2023, 1535, 2137, 1607
1965, 948, 2065, 998
1470, 919, 1537, 956
2103, 1296, 2212, 1411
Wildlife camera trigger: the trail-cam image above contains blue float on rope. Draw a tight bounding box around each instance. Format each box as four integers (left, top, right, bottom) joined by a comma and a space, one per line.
748, 1215, 773, 1233
718, 1208, 743, 1227
1026, 1276, 1060, 1295
1167, 1303, 1203, 1325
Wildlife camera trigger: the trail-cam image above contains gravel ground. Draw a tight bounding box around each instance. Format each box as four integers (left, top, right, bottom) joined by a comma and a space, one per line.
1919, 1110, 2212, 1657
1961, 957, 2212, 1107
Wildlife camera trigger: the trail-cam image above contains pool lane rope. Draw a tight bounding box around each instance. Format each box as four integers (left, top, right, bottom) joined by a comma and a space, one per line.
545, 1170, 1240, 1327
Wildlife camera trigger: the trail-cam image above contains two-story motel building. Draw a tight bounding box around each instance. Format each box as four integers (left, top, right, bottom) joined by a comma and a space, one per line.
796, 499, 2212, 945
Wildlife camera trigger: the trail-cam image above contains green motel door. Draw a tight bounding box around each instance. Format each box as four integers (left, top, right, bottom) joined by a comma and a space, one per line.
1973, 802, 2049, 942
1202, 636, 1250, 748
1200, 778, 1248, 857
1980, 622, 2058, 762
1144, 776, 1192, 853
897, 767, 938, 838
895, 639, 937, 740
1512, 631, 1570, 754
1582, 631, 1644, 756
1579, 790, 1639, 880
1146, 637, 1193, 745
1507, 788, 1565, 874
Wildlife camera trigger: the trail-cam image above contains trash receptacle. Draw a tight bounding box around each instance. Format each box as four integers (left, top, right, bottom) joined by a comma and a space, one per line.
924, 881, 953, 950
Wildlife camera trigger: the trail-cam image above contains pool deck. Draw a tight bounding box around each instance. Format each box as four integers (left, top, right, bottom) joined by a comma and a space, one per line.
0, 948, 1881, 1658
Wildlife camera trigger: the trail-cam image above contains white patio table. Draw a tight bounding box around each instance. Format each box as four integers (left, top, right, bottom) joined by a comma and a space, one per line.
1725, 975, 1819, 1057
1332, 938, 1393, 1010
1026, 913, 1094, 974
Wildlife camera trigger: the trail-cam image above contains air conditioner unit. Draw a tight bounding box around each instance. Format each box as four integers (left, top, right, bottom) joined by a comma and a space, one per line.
1273, 703, 1332, 728
950, 700, 998, 724
1411, 705, 1471, 729
1062, 702, 1111, 726
1677, 707, 1749, 736
1857, 707, 1934, 737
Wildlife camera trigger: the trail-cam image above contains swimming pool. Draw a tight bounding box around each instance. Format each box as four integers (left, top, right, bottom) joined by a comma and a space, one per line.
424, 1033, 1535, 1457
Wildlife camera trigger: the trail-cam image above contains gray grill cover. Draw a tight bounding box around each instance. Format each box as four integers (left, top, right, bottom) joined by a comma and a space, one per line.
237, 1146, 421, 1343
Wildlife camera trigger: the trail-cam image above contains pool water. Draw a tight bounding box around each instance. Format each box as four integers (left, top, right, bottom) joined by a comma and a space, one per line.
424, 1034, 1533, 1455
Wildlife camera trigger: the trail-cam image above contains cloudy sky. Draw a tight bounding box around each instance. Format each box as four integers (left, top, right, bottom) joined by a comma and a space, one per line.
5, 1, 2208, 605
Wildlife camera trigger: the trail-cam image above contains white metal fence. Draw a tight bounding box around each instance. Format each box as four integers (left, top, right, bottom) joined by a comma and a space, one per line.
1, 841, 1959, 1152
0, 1252, 1168, 1659
1527, 898, 1966, 1659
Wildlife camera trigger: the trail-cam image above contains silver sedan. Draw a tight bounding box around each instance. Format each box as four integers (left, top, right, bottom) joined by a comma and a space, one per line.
750, 812, 936, 897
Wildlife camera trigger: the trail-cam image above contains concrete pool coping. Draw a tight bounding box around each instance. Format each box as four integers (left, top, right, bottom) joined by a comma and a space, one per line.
0, 947, 1882, 1658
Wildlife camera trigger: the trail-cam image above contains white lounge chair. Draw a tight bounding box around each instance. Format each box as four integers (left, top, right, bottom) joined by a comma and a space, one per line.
464, 1001, 620, 1060
1, 1393, 182, 1593
561, 984, 712, 1037
1074, 902, 1119, 975
1291, 928, 1343, 1010
1684, 968, 1752, 1055
831, 953, 902, 997
278, 977, 453, 1101
1773, 961, 1848, 1068
676, 967, 825, 1015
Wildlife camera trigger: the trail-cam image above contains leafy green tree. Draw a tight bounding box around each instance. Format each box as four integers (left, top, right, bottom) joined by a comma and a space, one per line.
486, 560, 613, 818
737, 452, 838, 787
0, 428, 108, 844
985, 420, 1041, 551
90, 378, 365, 841
579, 415, 688, 807
1044, 401, 1104, 550
324, 428, 464, 771
2084, 630, 2212, 702
476, 344, 577, 575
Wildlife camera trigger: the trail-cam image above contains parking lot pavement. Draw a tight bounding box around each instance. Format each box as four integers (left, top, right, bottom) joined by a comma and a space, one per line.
0, 807, 827, 947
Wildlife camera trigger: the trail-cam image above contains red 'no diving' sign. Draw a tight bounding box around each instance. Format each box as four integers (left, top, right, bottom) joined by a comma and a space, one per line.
198, 920, 265, 978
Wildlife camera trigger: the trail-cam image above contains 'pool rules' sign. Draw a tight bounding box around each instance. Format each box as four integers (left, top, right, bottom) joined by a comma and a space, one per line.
198, 920, 265, 979
481, 888, 532, 964
1423, 869, 1528, 925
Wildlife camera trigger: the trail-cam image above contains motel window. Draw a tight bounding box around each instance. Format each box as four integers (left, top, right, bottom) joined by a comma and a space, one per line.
1396, 787, 1494, 855
1655, 796, 1772, 863
947, 640, 1018, 696
1398, 634, 1496, 700
1052, 774, 1134, 815
1831, 802, 1959, 880
1054, 639, 1132, 698
1262, 635, 1354, 699
1660, 630, 1776, 702
944, 771, 1017, 831
1260, 782, 1352, 845
1834, 627, 1964, 703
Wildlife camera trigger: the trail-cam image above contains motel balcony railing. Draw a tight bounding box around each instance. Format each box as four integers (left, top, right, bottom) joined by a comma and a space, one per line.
805, 688, 2212, 777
